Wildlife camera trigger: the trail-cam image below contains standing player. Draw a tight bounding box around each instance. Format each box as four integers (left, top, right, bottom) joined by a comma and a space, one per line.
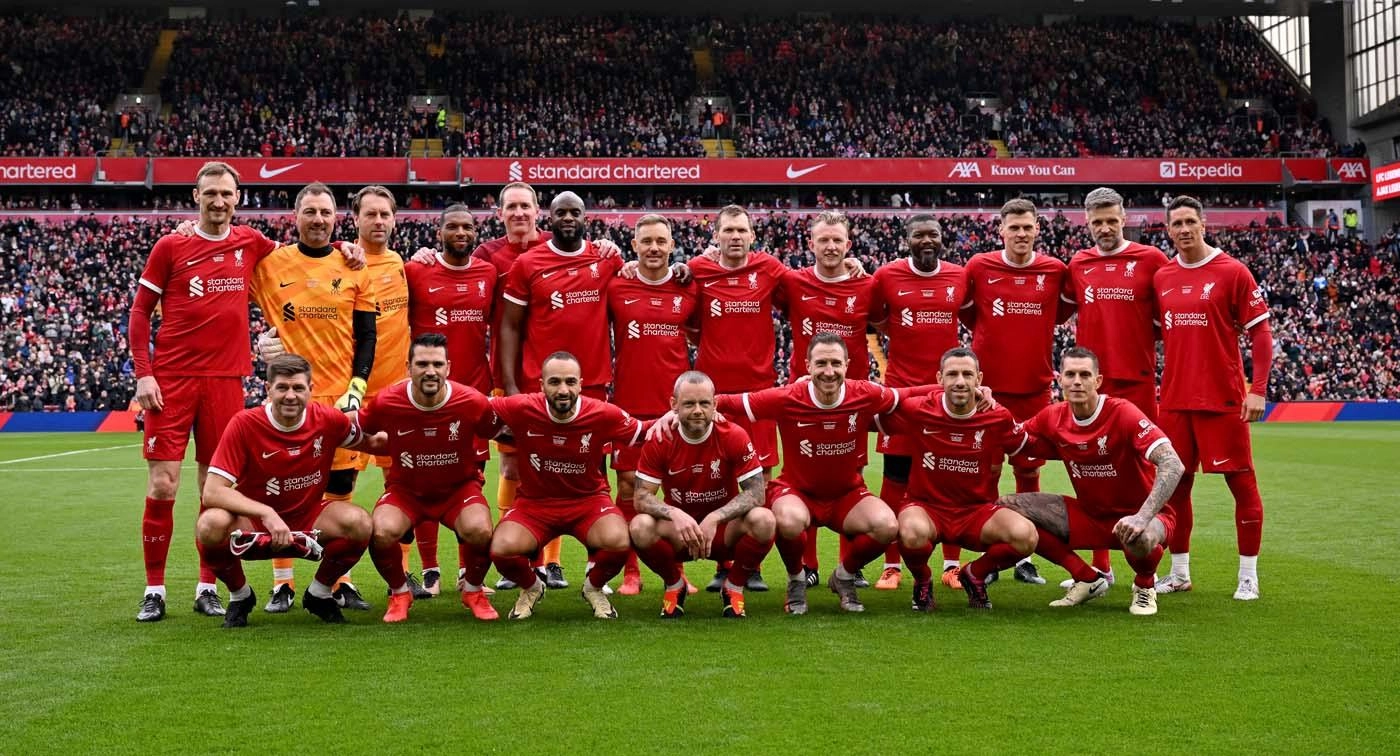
484, 352, 650, 621
249, 182, 378, 613
998, 348, 1185, 615
607, 214, 698, 595
687, 205, 788, 592
498, 192, 623, 589
781, 211, 874, 382
1152, 196, 1272, 600
196, 354, 380, 628
403, 205, 496, 595
360, 334, 498, 622
1060, 187, 1170, 585
867, 214, 967, 592
712, 333, 904, 615
130, 161, 276, 621
875, 348, 1039, 611
630, 371, 770, 618
960, 198, 1073, 585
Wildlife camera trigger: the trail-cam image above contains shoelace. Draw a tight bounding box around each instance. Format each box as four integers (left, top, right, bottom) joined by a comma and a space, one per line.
201, 592, 224, 610
1134, 589, 1152, 607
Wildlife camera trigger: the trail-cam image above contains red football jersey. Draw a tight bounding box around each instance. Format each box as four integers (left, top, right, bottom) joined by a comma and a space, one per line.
962, 251, 1069, 395
1153, 249, 1270, 412
780, 267, 874, 382
607, 271, 698, 417
405, 253, 497, 393
876, 391, 1027, 511
1021, 396, 1170, 519
690, 252, 788, 392
207, 402, 360, 520
357, 379, 492, 501
472, 231, 552, 389
719, 379, 899, 496
1066, 241, 1169, 384
869, 257, 967, 388
503, 240, 622, 390
485, 393, 643, 502
635, 418, 762, 518
136, 226, 277, 377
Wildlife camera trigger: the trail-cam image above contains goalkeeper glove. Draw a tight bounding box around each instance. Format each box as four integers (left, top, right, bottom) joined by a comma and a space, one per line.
336, 377, 367, 412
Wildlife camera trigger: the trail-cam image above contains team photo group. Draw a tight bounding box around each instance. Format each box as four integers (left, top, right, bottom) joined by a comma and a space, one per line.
132, 160, 1272, 627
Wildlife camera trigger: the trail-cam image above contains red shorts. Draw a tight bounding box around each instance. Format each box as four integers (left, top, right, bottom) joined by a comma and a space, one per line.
767, 480, 872, 531
998, 390, 1051, 470
251, 499, 329, 534
375, 479, 488, 528
902, 499, 1001, 550
730, 413, 778, 468
1064, 495, 1176, 550
499, 493, 621, 547
143, 376, 245, 464
1102, 378, 1158, 422
1158, 409, 1254, 473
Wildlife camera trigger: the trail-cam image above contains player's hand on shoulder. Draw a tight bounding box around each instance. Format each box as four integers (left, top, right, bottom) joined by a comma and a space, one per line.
671, 262, 692, 283
595, 238, 622, 258
976, 386, 997, 411
701, 245, 721, 262
256, 327, 285, 361
410, 247, 436, 265
173, 220, 196, 237
647, 410, 680, 442
339, 241, 366, 270
842, 257, 869, 279
134, 376, 164, 412
620, 260, 640, 280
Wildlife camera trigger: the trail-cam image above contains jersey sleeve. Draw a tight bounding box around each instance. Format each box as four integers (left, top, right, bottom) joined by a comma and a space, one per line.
207, 415, 251, 485
478, 395, 515, 438
999, 410, 1029, 457
329, 409, 361, 448
502, 257, 532, 307
601, 252, 624, 279
1232, 263, 1270, 330
634, 438, 667, 486
1118, 400, 1170, 461
137, 236, 174, 295
243, 226, 280, 265
353, 268, 378, 313
357, 394, 383, 435
724, 425, 763, 482
1018, 409, 1058, 460
602, 403, 644, 447
732, 386, 787, 423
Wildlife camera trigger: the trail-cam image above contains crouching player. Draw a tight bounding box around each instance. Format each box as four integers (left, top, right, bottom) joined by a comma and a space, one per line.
873, 347, 1039, 611
629, 371, 771, 619
197, 354, 384, 627
358, 333, 499, 623
997, 347, 1184, 616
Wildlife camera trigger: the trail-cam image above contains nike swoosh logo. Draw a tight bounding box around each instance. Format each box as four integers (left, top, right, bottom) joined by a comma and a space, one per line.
1161, 288, 1175, 296
428, 286, 446, 293
186, 258, 205, 267
279, 282, 294, 288
800, 295, 818, 301
897, 290, 913, 296
1084, 268, 1096, 275
922, 428, 939, 435
1212, 458, 1230, 465
259, 163, 304, 179
541, 271, 558, 278
397, 429, 415, 436
624, 299, 641, 305
786, 163, 828, 179
526, 431, 545, 437
797, 422, 817, 428
703, 281, 720, 287
987, 277, 1003, 284
261, 450, 279, 458
667, 468, 687, 475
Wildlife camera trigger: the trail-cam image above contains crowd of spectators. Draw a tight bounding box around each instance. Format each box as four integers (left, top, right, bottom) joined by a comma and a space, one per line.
0, 13, 1353, 160
3, 212, 1393, 412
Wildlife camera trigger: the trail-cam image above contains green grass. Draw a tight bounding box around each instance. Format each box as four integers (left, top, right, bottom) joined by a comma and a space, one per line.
2, 424, 1397, 754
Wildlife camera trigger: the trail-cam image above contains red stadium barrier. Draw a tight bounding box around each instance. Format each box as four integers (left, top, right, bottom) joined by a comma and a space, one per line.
0, 156, 1374, 187
96, 411, 140, 433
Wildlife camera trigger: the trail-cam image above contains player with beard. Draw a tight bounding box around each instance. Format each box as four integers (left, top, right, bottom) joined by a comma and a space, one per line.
401, 206, 496, 596
960, 198, 1073, 586
606, 215, 698, 595
867, 215, 968, 592
1058, 187, 1169, 588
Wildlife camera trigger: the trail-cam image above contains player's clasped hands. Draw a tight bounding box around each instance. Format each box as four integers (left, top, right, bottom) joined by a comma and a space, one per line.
1113, 514, 1150, 546
670, 507, 709, 558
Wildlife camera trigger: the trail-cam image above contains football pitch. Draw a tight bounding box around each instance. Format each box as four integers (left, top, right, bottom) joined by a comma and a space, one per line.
2, 424, 1396, 754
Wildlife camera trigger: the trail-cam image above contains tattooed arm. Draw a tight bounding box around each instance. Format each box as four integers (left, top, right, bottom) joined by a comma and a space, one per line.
634, 476, 707, 556
1115, 442, 1185, 545
702, 473, 765, 526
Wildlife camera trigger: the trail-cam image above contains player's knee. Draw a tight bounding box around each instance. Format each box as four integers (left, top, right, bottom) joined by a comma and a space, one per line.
1010, 521, 1039, 555
195, 509, 230, 546
326, 468, 357, 497
147, 466, 180, 499
629, 514, 659, 548
371, 519, 405, 550
774, 505, 806, 538
345, 508, 373, 542
745, 507, 777, 541
456, 516, 493, 546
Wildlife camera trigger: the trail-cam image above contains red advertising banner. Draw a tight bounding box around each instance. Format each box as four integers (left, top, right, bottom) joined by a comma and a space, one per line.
148, 157, 409, 185
1330, 158, 1371, 183
1373, 161, 1400, 203
1285, 158, 1329, 182
0, 156, 1325, 187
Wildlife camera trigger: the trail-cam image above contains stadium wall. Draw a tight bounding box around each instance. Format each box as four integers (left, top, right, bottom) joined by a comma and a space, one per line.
1, 405, 1396, 434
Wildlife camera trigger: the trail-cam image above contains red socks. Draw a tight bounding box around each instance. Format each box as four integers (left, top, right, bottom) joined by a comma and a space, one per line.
841, 534, 887, 575
967, 543, 1027, 582
1226, 471, 1264, 556
1168, 473, 1195, 554
1034, 528, 1098, 583
635, 539, 683, 586
142, 497, 175, 586
586, 549, 628, 590
493, 554, 538, 590
414, 522, 440, 571
197, 539, 247, 593
803, 525, 820, 570
458, 541, 492, 587
1091, 550, 1112, 573
1124, 545, 1165, 588
777, 532, 807, 576
727, 534, 774, 588
900, 541, 934, 582
370, 538, 408, 592
1013, 469, 1040, 494
313, 536, 368, 588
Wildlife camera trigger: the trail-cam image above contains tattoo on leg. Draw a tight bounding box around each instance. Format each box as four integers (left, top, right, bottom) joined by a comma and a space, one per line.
997, 493, 1069, 541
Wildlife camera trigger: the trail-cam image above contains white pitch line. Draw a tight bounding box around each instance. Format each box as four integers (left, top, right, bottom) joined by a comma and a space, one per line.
0, 443, 141, 465
0, 466, 159, 472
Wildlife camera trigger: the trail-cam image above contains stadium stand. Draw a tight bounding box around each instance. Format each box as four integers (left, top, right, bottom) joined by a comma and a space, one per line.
2, 215, 1394, 412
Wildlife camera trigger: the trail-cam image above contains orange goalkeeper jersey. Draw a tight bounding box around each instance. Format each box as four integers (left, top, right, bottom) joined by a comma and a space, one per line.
363, 249, 411, 396
250, 244, 377, 394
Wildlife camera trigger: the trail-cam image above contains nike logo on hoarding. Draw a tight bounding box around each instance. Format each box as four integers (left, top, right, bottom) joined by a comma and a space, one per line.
785, 163, 827, 179
259, 163, 304, 179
